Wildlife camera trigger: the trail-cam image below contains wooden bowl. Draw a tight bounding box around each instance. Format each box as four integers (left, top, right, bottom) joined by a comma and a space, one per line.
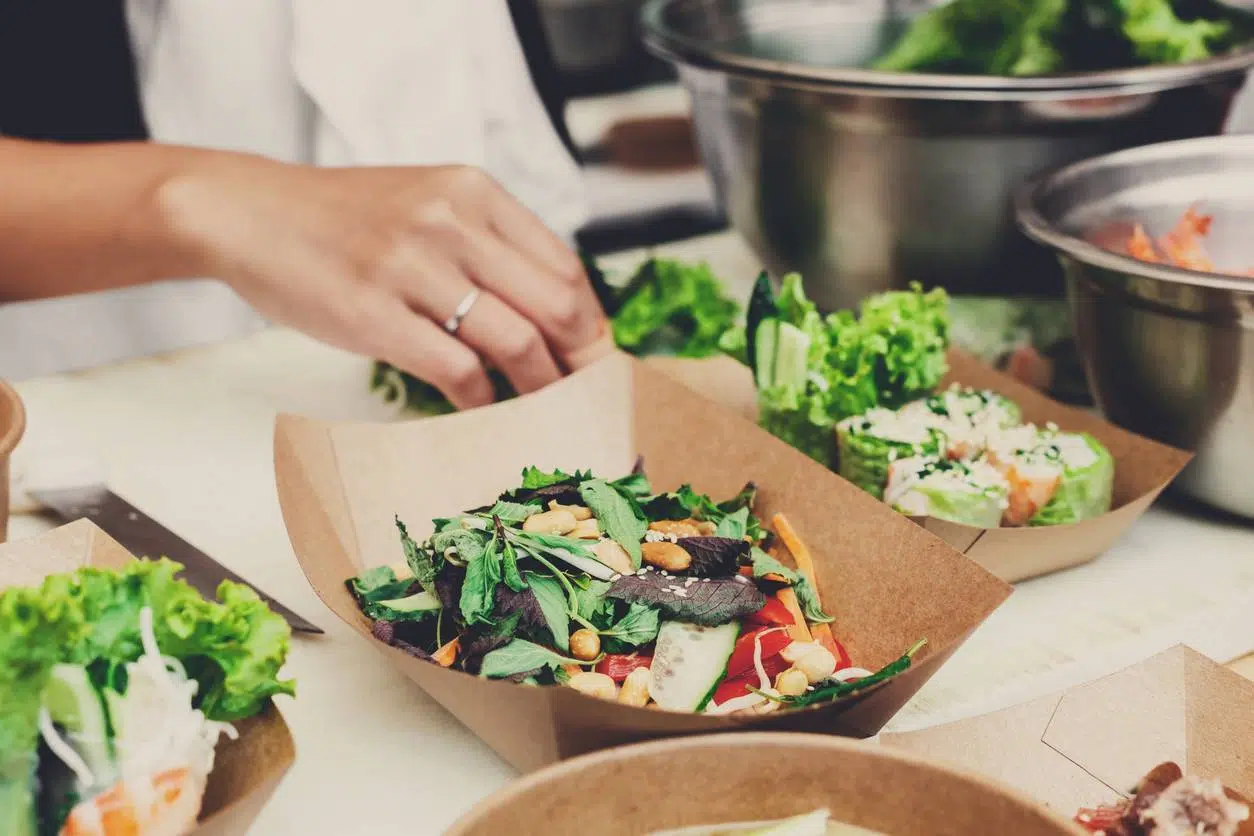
446, 732, 1085, 836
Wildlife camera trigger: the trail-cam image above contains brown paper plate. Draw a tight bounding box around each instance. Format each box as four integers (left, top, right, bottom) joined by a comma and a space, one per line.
446, 732, 1086, 835
274, 351, 1011, 774
646, 351, 1192, 583
882, 645, 1254, 815
0, 519, 296, 834
0, 379, 26, 542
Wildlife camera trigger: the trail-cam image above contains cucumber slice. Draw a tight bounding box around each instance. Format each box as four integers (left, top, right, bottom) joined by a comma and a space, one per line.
754, 319, 780, 389
366, 589, 442, 621
648, 621, 740, 713
771, 321, 812, 391
43, 664, 115, 784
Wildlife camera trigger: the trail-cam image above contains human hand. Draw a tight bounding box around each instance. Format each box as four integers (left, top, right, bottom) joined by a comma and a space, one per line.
156, 154, 612, 409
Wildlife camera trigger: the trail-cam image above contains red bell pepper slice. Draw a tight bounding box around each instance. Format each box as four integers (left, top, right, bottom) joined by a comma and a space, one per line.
744, 596, 796, 627
594, 653, 652, 683
711, 654, 792, 706
725, 626, 792, 681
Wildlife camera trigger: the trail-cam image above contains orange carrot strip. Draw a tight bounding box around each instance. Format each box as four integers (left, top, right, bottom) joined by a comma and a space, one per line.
432, 638, 459, 668
775, 587, 812, 643
772, 513, 838, 654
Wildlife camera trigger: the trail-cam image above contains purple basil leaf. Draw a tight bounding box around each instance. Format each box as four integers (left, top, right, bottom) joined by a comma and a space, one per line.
434, 562, 466, 612
676, 536, 749, 578
607, 571, 765, 627
494, 584, 547, 635
371, 619, 435, 663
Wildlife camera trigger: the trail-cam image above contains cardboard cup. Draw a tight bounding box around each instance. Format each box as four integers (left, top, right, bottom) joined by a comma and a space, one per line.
274, 351, 1011, 774
647, 350, 1192, 583
446, 732, 1086, 836
882, 645, 1254, 816
0, 519, 296, 834
0, 379, 26, 542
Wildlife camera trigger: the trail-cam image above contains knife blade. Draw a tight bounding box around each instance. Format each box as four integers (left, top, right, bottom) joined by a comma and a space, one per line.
30, 484, 323, 634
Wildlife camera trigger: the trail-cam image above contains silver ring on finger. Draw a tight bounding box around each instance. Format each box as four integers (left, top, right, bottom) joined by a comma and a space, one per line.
443, 289, 481, 336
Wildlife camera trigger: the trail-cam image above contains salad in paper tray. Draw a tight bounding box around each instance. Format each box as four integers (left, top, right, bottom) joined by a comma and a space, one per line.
0, 560, 293, 836
347, 464, 924, 715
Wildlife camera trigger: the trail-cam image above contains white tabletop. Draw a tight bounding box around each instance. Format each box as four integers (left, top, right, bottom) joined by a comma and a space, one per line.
8, 232, 1254, 834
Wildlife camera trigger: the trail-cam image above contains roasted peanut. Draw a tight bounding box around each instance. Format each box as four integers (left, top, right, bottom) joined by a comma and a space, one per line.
793, 647, 838, 684
648, 519, 703, 538
523, 509, 578, 535
570, 629, 602, 661
774, 668, 809, 697
549, 500, 592, 521
642, 541, 692, 572
567, 671, 617, 701
618, 667, 651, 708
593, 539, 634, 575
696, 520, 717, 536
571, 517, 601, 540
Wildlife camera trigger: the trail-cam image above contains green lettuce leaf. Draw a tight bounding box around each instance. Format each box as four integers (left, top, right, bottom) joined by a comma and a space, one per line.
610, 259, 741, 358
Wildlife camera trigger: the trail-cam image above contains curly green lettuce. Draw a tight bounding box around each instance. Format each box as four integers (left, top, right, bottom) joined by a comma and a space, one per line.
372, 255, 742, 413
0, 577, 88, 836
747, 273, 951, 467
873, 0, 1247, 76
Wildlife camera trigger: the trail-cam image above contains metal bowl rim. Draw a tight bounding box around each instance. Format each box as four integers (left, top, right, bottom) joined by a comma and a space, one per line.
1015, 134, 1254, 293
641, 0, 1254, 96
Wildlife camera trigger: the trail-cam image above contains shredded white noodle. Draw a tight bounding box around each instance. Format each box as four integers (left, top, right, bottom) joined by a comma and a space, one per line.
38, 707, 96, 787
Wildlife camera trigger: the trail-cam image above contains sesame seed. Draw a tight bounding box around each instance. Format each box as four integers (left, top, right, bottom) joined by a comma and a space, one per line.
684, 578, 697, 587
660, 571, 669, 578
675, 590, 689, 598
610, 573, 621, 582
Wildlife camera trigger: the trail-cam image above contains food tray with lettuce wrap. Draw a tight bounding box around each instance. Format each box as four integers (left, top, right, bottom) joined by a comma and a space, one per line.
0, 520, 295, 836
274, 351, 1011, 772
733, 273, 1192, 583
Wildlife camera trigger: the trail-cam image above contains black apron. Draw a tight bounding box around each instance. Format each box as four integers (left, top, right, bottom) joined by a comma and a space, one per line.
0, 1, 148, 141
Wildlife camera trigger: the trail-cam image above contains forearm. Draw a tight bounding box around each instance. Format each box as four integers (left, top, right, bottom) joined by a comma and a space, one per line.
0, 138, 223, 301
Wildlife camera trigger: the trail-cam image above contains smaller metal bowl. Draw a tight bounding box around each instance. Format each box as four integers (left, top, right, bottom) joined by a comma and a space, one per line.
1016, 135, 1254, 519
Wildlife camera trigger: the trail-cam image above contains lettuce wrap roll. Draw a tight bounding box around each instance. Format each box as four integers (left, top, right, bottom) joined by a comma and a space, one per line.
836, 408, 947, 499
900, 386, 1021, 459
884, 455, 1010, 528
987, 425, 1114, 527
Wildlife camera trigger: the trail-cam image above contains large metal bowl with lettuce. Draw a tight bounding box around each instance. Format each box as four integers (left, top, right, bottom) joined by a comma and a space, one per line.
641, 0, 1254, 310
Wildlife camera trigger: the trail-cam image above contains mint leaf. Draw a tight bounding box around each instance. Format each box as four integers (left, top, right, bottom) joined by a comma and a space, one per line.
480, 639, 585, 680
573, 579, 613, 625
607, 573, 764, 627
520, 467, 591, 490
525, 572, 570, 652
750, 548, 833, 624
396, 518, 436, 588
347, 565, 413, 606
715, 507, 749, 540
431, 527, 486, 564
580, 479, 646, 568
483, 500, 540, 524
600, 603, 660, 648
610, 471, 653, 498
460, 541, 501, 625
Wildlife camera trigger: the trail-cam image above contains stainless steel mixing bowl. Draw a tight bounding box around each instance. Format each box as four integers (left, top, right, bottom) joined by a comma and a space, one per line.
1016, 135, 1254, 519
640, 0, 1254, 312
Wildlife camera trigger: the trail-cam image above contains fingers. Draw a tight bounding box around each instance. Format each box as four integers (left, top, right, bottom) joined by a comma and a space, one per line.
360, 292, 496, 410
452, 223, 605, 353
383, 236, 564, 396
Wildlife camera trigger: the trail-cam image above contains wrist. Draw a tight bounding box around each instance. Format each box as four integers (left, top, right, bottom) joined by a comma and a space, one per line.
141, 146, 277, 283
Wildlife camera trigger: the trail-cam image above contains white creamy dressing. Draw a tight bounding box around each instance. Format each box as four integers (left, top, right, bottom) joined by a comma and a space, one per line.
884, 455, 1008, 514
986, 424, 1097, 478
840, 407, 936, 446
898, 388, 1017, 458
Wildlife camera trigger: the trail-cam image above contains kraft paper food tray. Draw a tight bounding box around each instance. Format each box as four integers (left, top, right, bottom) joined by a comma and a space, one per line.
881, 645, 1254, 816
448, 732, 1086, 836
650, 350, 1192, 584
0, 519, 295, 836
274, 351, 1012, 774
